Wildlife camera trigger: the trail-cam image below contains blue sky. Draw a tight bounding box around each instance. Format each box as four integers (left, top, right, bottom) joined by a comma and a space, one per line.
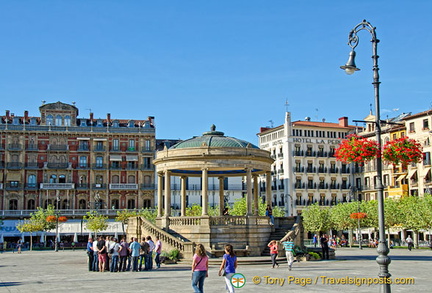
1, 1, 431, 144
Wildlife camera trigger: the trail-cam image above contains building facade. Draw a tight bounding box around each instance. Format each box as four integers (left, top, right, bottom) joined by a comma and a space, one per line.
0, 101, 156, 217
258, 112, 358, 215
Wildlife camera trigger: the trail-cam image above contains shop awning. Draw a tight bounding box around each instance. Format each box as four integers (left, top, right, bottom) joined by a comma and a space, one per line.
395, 174, 406, 182
407, 169, 417, 179
109, 155, 122, 161
93, 138, 107, 141
422, 167, 431, 177
76, 137, 90, 140
126, 155, 138, 161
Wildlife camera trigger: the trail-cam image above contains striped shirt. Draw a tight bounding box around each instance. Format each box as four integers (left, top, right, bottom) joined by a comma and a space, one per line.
282, 241, 294, 253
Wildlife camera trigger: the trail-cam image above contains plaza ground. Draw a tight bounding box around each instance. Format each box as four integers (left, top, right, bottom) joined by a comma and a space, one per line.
0, 247, 431, 292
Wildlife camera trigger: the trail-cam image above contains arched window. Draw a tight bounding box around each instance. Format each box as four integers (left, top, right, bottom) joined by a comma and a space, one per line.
9, 199, 18, 210
143, 199, 151, 208
128, 175, 135, 183
27, 199, 35, 210
49, 175, 57, 183
46, 115, 53, 125
79, 199, 86, 209
111, 199, 119, 209
44, 199, 52, 208
127, 199, 135, 209
55, 115, 62, 126
28, 174, 36, 188
59, 174, 66, 183
112, 175, 119, 183
64, 115, 71, 126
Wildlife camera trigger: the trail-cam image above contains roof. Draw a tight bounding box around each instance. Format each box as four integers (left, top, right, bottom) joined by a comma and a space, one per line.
171, 125, 259, 149
292, 120, 356, 129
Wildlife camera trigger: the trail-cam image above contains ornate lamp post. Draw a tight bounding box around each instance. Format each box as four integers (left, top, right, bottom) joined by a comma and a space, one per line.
340, 20, 391, 292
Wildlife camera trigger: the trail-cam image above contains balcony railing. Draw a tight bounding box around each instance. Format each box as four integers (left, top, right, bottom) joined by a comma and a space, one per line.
293, 151, 304, 156
94, 146, 106, 152
7, 143, 22, 151
26, 144, 39, 151
141, 165, 154, 171
76, 183, 89, 189
5, 183, 21, 190
92, 183, 107, 189
293, 166, 304, 172
48, 144, 69, 151
77, 145, 90, 151
40, 183, 75, 190
109, 183, 138, 190
46, 162, 70, 169
6, 162, 23, 169
25, 184, 38, 190
25, 162, 40, 169
141, 147, 153, 153
92, 164, 107, 170
141, 184, 156, 190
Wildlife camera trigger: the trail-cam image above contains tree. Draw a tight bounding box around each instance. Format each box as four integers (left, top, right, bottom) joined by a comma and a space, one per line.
384, 198, 402, 243
16, 220, 44, 251
84, 211, 108, 237
302, 203, 332, 234
137, 208, 158, 223
399, 195, 427, 248
115, 210, 138, 233
29, 205, 57, 232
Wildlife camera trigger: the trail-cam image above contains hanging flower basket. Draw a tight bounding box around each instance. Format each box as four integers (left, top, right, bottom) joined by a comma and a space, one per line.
350, 212, 367, 219
383, 137, 423, 165
46, 215, 57, 222
335, 134, 380, 164
58, 216, 68, 223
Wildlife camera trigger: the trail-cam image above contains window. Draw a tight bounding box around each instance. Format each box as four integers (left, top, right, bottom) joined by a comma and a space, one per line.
96, 119, 103, 127
59, 174, 66, 183
127, 199, 135, 209
46, 115, 53, 125
55, 115, 62, 126
128, 139, 135, 151
128, 175, 135, 183
79, 156, 87, 168
27, 199, 35, 210
112, 175, 120, 183
96, 141, 104, 151
423, 152, 431, 165
30, 117, 37, 125
128, 120, 135, 128
113, 139, 119, 151
49, 175, 57, 183
143, 157, 151, 169
28, 175, 36, 188
64, 115, 71, 126
423, 119, 429, 130
9, 199, 18, 210
409, 122, 415, 133
13, 117, 20, 125
96, 156, 103, 168
80, 119, 87, 127
112, 120, 119, 127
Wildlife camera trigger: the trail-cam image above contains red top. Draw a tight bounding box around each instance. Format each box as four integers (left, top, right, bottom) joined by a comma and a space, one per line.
268, 244, 278, 254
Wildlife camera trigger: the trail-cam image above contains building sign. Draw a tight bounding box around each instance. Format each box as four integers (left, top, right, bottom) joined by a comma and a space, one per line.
291, 138, 341, 144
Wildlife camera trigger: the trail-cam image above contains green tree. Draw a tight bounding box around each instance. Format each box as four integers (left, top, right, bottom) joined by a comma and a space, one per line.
16, 220, 44, 251
137, 208, 158, 223
185, 205, 223, 216
115, 210, 138, 233
330, 201, 358, 231
84, 211, 108, 237
399, 195, 427, 248
384, 198, 402, 243
29, 205, 57, 231
229, 197, 268, 216
302, 203, 332, 234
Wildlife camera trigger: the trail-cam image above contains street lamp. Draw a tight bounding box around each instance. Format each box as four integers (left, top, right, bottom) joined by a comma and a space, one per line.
341, 20, 391, 292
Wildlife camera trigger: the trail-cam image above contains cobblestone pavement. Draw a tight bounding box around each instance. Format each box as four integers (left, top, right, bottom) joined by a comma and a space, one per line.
0, 247, 430, 292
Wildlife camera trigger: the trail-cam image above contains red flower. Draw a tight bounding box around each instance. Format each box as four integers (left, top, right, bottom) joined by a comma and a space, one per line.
335, 134, 380, 164
58, 216, 68, 223
350, 212, 367, 219
383, 137, 422, 165
46, 215, 57, 222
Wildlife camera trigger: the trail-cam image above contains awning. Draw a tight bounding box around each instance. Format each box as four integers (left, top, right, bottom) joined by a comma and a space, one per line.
126, 155, 138, 161
93, 138, 107, 141
396, 174, 406, 182
422, 167, 431, 177
7, 173, 21, 181
110, 155, 122, 161
76, 137, 90, 140
407, 169, 417, 179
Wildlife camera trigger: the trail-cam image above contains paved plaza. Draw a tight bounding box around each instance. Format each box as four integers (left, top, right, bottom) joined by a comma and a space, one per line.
0, 247, 431, 292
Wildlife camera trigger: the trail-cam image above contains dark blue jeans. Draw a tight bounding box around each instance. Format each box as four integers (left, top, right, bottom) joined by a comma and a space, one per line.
145, 254, 152, 270
155, 252, 161, 268
110, 255, 119, 272
132, 256, 139, 271
192, 270, 207, 293
92, 252, 99, 271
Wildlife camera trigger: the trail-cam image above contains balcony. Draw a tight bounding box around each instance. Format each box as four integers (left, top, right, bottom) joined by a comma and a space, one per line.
141, 147, 153, 153
94, 146, 106, 152
48, 144, 69, 151
6, 162, 23, 169
293, 151, 304, 156
316, 151, 327, 157
92, 164, 107, 170
293, 166, 304, 173
329, 168, 339, 174
294, 182, 305, 189
92, 183, 107, 189
318, 167, 327, 173
46, 162, 70, 169
5, 183, 21, 190
109, 183, 138, 190
40, 183, 75, 190
76, 183, 89, 190
141, 184, 156, 190
77, 145, 90, 152
306, 167, 316, 173
25, 162, 40, 169
76, 164, 89, 170
277, 153, 284, 159
110, 147, 121, 152
341, 167, 351, 174
125, 164, 139, 170
305, 151, 316, 157
109, 164, 123, 170
330, 184, 340, 189
126, 147, 137, 153
25, 183, 38, 190
7, 143, 22, 151
140, 165, 154, 171
26, 144, 39, 151
277, 169, 285, 174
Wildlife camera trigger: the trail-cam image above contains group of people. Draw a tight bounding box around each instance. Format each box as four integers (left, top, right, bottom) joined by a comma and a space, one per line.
86, 235, 162, 273
191, 243, 237, 293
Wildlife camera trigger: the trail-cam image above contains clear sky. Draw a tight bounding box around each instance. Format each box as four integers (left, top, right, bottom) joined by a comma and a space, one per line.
1, 1, 431, 144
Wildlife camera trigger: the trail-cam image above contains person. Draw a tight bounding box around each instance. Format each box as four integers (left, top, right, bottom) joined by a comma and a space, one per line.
17, 240, 22, 254
267, 240, 279, 268
145, 236, 155, 270
218, 244, 237, 293
126, 237, 134, 271
97, 236, 107, 272
191, 243, 208, 293
110, 238, 121, 272
223, 207, 230, 216
86, 238, 94, 271
129, 237, 141, 272
139, 237, 150, 271
312, 234, 318, 247
265, 205, 274, 225
92, 236, 99, 271
118, 237, 129, 272
105, 236, 111, 271
154, 236, 162, 269
406, 235, 414, 251
281, 237, 295, 271
320, 234, 329, 260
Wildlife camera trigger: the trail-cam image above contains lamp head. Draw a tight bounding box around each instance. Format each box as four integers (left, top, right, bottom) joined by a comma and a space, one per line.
340, 50, 360, 75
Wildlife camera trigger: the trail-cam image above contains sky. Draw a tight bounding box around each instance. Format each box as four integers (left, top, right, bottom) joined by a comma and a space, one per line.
0, 1, 431, 144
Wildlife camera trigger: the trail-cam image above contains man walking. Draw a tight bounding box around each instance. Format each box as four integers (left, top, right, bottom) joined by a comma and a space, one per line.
139, 237, 150, 271
321, 234, 329, 260
129, 237, 141, 272
281, 237, 295, 271
406, 235, 414, 251
145, 236, 155, 270
86, 238, 94, 271
154, 236, 162, 269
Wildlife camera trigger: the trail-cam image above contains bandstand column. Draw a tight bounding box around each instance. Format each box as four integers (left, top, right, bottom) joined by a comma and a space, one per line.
157, 173, 163, 217
164, 170, 171, 216
266, 171, 272, 207
180, 176, 187, 216
246, 168, 252, 216
218, 176, 225, 215
253, 174, 259, 216
202, 168, 208, 216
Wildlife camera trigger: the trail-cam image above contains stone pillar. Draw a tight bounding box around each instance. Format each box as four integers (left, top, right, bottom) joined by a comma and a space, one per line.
246, 168, 252, 216
157, 173, 163, 217
180, 176, 187, 216
266, 171, 272, 207
202, 168, 208, 216
218, 176, 225, 215
253, 174, 259, 216
164, 170, 171, 217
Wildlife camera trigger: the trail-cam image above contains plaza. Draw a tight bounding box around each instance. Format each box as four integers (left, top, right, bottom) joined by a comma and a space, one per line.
0, 248, 430, 292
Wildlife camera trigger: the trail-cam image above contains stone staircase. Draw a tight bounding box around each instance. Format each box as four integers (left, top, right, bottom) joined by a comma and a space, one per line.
261, 226, 290, 256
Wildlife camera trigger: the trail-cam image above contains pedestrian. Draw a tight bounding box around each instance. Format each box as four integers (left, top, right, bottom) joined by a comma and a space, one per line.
92, 236, 99, 271
118, 237, 129, 272
406, 235, 414, 251
97, 236, 107, 272
110, 238, 121, 272
265, 205, 274, 225
320, 234, 329, 260
129, 237, 140, 272
154, 236, 162, 269
191, 243, 208, 293
312, 234, 318, 247
126, 237, 134, 271
86, 238, 94, 271
267, 240, 279, 268
145, 236, 155, 270
281, 237, 295, 271
139, 237, 150, 271
17, 240, 22, 254
218, 244, 237, 293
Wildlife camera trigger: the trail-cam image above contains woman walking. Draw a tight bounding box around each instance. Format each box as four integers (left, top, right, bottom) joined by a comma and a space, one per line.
191, 244, 208, 293
218, 244, 237, 293
267, 240, 279, 268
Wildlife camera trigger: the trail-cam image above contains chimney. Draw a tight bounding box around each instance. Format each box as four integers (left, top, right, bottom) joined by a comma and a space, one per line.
24, 111, 29, 121
107, 113, 111, 124
90, 112, 94, 121
6, 110, 10, 118
339, 117, 348, 127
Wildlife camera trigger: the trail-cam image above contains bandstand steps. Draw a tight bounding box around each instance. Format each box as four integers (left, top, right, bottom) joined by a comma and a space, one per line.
261, 227, 292, 256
